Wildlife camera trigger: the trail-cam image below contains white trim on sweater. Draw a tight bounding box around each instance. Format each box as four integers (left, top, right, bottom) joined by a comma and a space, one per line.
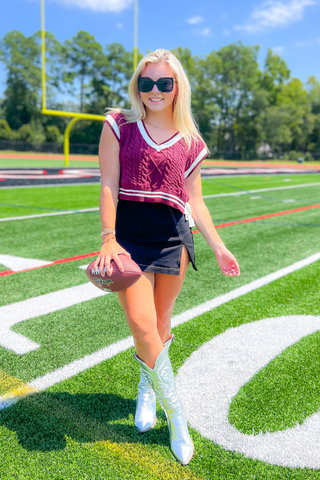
184, 147, 208, 178
105, 115, 120, 140
137, 120, 183, 151
119, 187, 186, 209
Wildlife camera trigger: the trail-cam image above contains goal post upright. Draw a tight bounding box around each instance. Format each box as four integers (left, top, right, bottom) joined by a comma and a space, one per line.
40, 0, 139, 166
40, 0, 105, 166
41, 0, 46, 112
133, 0, 138, 70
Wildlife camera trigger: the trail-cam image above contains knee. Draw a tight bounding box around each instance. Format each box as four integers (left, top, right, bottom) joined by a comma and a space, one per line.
129, 312, 156, 341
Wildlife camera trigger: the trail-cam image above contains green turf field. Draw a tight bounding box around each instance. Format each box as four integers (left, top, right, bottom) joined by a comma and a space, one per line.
1, 152, 320, 169
0, 174, 320, 478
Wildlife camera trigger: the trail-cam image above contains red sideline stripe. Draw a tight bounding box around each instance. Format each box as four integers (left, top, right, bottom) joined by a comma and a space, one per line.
0, 251, 100, 278
203, 160, 319, 169
1, 203, 320, 278
192, 203, 320, 234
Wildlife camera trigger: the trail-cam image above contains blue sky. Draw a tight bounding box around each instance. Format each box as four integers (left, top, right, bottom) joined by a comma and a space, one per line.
1, 0, 320, 98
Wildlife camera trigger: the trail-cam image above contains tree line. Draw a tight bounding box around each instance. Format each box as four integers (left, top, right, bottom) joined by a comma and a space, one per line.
0, 30, 320, 159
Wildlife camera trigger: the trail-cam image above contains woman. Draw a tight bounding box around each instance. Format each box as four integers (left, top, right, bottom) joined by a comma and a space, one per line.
94, 48, 240, 466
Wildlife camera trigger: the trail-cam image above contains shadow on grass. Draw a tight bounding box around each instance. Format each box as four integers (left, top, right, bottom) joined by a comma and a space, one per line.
0, 392, 169, 452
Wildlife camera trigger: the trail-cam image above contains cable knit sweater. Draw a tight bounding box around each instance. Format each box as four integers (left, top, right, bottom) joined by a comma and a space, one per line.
104, 111, 208, 224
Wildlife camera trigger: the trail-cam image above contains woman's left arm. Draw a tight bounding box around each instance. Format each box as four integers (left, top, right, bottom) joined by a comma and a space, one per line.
185, 164, 240, 277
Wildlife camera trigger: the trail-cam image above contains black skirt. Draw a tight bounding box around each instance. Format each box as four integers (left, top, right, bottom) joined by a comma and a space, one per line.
115, 199, 198, 276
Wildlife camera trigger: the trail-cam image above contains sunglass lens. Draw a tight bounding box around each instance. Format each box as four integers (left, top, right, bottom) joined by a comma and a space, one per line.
157, 78, 173, 92
137, 78, 153, 92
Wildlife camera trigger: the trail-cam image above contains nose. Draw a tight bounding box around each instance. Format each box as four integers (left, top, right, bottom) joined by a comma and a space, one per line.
151, 83, 160, 93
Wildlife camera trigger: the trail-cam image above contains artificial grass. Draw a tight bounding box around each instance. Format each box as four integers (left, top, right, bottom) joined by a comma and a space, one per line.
1, 180, 320, 381
1, 260, 319, 479
0, 159, 100, 169
0, 174, 320, 219
201, 173, 320, 196
1, 175, 320, 478
229, 330, 320, 435
0, 184, 100, 218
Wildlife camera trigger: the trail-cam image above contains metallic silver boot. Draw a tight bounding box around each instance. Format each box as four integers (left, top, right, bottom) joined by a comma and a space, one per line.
135, 334, 175, 433
133, 342, 194, 465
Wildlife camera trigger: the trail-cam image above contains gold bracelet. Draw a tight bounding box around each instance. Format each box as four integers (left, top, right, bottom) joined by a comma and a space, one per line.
101, 232, 115, 240
102, 236, 116, 245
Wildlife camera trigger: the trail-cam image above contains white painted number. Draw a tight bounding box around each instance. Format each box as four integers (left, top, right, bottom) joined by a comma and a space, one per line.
176, 315, 320, 469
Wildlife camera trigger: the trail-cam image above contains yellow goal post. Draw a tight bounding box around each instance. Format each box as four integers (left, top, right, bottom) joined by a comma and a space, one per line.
40, 0, 138, 166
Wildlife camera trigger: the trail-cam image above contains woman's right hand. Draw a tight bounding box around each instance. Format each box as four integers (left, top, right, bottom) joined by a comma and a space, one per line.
93, 239, 132, 277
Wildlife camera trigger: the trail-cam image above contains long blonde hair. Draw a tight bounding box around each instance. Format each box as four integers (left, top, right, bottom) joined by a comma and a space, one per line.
105, 48, 209, 153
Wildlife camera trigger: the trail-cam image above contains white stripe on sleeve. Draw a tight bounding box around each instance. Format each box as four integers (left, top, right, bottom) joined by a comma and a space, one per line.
184, 147, 208, 178
105, 114, 120, 140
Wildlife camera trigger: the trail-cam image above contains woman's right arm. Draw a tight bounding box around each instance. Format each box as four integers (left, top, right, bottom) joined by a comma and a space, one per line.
93, 122, 132, 277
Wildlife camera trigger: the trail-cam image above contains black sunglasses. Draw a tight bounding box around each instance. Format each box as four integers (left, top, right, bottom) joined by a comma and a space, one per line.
137, 76, 177, 93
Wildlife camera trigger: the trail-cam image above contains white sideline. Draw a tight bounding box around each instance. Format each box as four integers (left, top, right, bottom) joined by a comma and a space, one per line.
25, 251, 320, 392
1, 182, 320, 222
203, 182, 320, 199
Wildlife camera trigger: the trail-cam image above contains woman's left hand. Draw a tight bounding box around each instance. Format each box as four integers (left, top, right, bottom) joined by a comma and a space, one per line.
214, 247, 240, 276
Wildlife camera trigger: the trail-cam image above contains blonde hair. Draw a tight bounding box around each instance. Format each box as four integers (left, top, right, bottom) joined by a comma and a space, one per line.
105, 48, 210, 153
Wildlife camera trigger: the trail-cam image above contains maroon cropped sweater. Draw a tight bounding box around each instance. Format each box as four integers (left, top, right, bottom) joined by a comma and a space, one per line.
104, 111, 208, 219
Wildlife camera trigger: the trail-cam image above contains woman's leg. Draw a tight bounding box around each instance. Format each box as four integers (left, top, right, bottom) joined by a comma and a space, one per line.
153, 244, 190, 343
116, 271, 163, 369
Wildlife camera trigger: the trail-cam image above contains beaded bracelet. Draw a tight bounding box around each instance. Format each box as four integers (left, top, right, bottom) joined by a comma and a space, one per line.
101, 228, 115, 237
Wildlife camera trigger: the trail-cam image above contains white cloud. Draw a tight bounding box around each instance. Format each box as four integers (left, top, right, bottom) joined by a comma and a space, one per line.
52, 0, 132, 12
235, 0, 316, 33
273, 45, 285, 53
195, 27, 213, 37
185, 15, 204, 24
295, 37, 320, 46
116, 22, 124, 27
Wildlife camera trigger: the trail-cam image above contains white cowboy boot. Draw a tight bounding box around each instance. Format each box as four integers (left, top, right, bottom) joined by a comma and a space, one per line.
134, 334, 175, 433
133, 342, 194, 465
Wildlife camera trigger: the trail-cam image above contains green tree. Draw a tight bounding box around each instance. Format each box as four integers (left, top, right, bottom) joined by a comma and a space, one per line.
261, 48, 290, 104
62, 31, 103, 112
277, 78, 315, 152
0, 119, 12, 140
257, 105, 292, 157
0, 30, 61, 129
212, 42, 260, 155
71, 43, 136, 145
306, 76, 320, 152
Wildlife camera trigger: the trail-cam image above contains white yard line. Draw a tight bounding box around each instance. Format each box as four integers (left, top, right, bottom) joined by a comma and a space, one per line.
0, 250, 319, 409
0, 208, 99, 222
1, 182, 320, 223
0, 283, 107, 354
203, 182, 320, 199
26, 251, 320, 391
0, 182, 101, 190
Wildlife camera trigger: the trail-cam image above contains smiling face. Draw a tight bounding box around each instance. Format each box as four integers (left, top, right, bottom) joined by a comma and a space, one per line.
139, 61, 178, 113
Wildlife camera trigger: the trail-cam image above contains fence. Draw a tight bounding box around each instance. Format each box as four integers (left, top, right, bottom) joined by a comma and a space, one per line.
0, 140, 319, 161
0, 140, 99, 156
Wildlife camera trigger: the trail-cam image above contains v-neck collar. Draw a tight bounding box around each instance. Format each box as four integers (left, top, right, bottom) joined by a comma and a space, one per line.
137, 119, 183, 152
